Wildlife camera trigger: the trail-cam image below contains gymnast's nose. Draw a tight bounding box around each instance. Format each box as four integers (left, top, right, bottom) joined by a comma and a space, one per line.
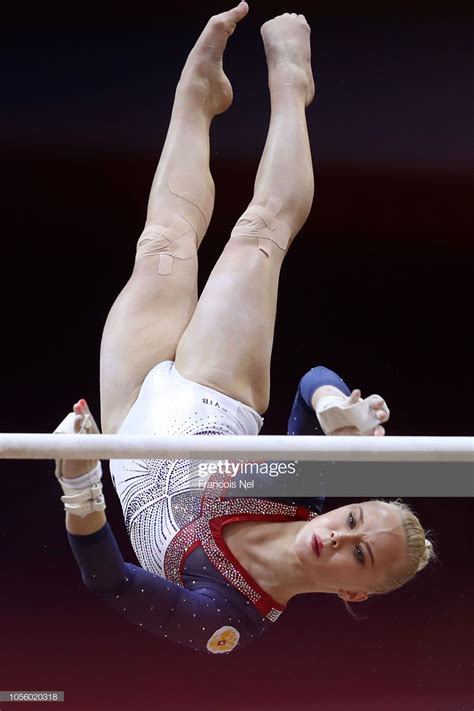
330, 530, 353, 547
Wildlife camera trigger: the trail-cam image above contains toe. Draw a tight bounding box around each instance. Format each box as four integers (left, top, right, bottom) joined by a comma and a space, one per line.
210, 3, 248, 37
227, 1, 249, 20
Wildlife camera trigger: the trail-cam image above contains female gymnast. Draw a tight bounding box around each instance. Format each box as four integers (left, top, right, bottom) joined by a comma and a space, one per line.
55, 3, 434, 655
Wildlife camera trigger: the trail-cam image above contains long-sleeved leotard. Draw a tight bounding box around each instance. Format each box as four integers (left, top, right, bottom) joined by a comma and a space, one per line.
67, 365, 351, 654
288, 364, 351, 435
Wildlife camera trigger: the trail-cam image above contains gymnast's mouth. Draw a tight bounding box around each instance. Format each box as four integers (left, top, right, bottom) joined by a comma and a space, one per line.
311, 534, 323, 557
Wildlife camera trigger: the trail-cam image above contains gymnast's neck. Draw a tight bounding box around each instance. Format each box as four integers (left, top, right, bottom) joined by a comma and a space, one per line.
222, 519, 332, 604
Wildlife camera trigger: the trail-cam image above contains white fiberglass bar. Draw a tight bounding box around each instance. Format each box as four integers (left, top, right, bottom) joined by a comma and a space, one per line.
0, 434, 472, 462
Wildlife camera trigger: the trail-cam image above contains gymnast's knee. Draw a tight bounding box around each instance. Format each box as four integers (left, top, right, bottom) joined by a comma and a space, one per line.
135, 170, 214, 275
230, 197, 293, 258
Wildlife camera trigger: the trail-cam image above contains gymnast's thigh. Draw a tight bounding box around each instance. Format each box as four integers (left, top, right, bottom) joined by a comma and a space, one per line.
99, 254, 198, 433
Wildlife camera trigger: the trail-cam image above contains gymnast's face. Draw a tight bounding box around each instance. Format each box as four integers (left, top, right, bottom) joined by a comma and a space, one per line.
293, 501, 407, 600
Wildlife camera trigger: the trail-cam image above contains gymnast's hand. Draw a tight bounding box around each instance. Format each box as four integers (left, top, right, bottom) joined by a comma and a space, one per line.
312, 386, 390, 436
57, 399, 101, 480
331, 390, 389, 437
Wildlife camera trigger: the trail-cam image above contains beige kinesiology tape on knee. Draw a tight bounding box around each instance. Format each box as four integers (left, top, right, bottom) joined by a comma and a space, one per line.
136, 170, 214, 275
230, 197, 292, 256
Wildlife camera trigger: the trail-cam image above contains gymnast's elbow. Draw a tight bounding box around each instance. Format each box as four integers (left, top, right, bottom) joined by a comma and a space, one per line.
79, 562, 137, 598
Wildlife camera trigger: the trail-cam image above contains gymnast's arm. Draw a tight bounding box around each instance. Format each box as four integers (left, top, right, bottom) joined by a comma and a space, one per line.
57, 407, 255, 654
287, 365, 351, 435
66, 519, 253, 653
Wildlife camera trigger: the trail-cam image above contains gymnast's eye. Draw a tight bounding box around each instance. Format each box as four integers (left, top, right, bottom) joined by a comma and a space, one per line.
347, 511, 356, 529
354, 545, 365, 565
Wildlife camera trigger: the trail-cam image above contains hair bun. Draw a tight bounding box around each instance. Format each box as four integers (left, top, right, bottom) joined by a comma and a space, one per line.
417, 538, 434, 572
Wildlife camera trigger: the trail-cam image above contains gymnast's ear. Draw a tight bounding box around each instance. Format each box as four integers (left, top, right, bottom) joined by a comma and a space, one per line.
337, 590, 368, 602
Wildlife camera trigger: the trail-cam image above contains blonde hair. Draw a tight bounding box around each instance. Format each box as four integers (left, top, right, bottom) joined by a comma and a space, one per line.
369, 499, 436, 595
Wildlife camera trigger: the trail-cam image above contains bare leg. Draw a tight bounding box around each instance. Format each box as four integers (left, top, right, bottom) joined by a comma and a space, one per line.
175, 13, 315, 413
99, 3, 249, 433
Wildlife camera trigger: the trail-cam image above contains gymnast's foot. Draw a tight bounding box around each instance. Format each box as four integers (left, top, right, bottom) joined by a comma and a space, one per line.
176, 2, 249, 117
261, 12, 315, 107
61, 399, 100, 479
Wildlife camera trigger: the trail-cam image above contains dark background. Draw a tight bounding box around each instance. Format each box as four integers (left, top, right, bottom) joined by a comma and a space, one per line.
1, 1, 473, 710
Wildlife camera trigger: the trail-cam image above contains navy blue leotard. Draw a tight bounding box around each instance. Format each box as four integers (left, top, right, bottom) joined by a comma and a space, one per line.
67, 366, 351, 654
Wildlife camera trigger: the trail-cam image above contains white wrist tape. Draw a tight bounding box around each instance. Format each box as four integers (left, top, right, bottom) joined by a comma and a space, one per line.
316, 394, 384, 435
57, 462, 106, 518
55, 461, 102, 488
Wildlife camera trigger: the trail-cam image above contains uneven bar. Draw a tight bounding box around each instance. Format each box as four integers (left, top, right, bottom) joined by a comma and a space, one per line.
0, 434, 472, 462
